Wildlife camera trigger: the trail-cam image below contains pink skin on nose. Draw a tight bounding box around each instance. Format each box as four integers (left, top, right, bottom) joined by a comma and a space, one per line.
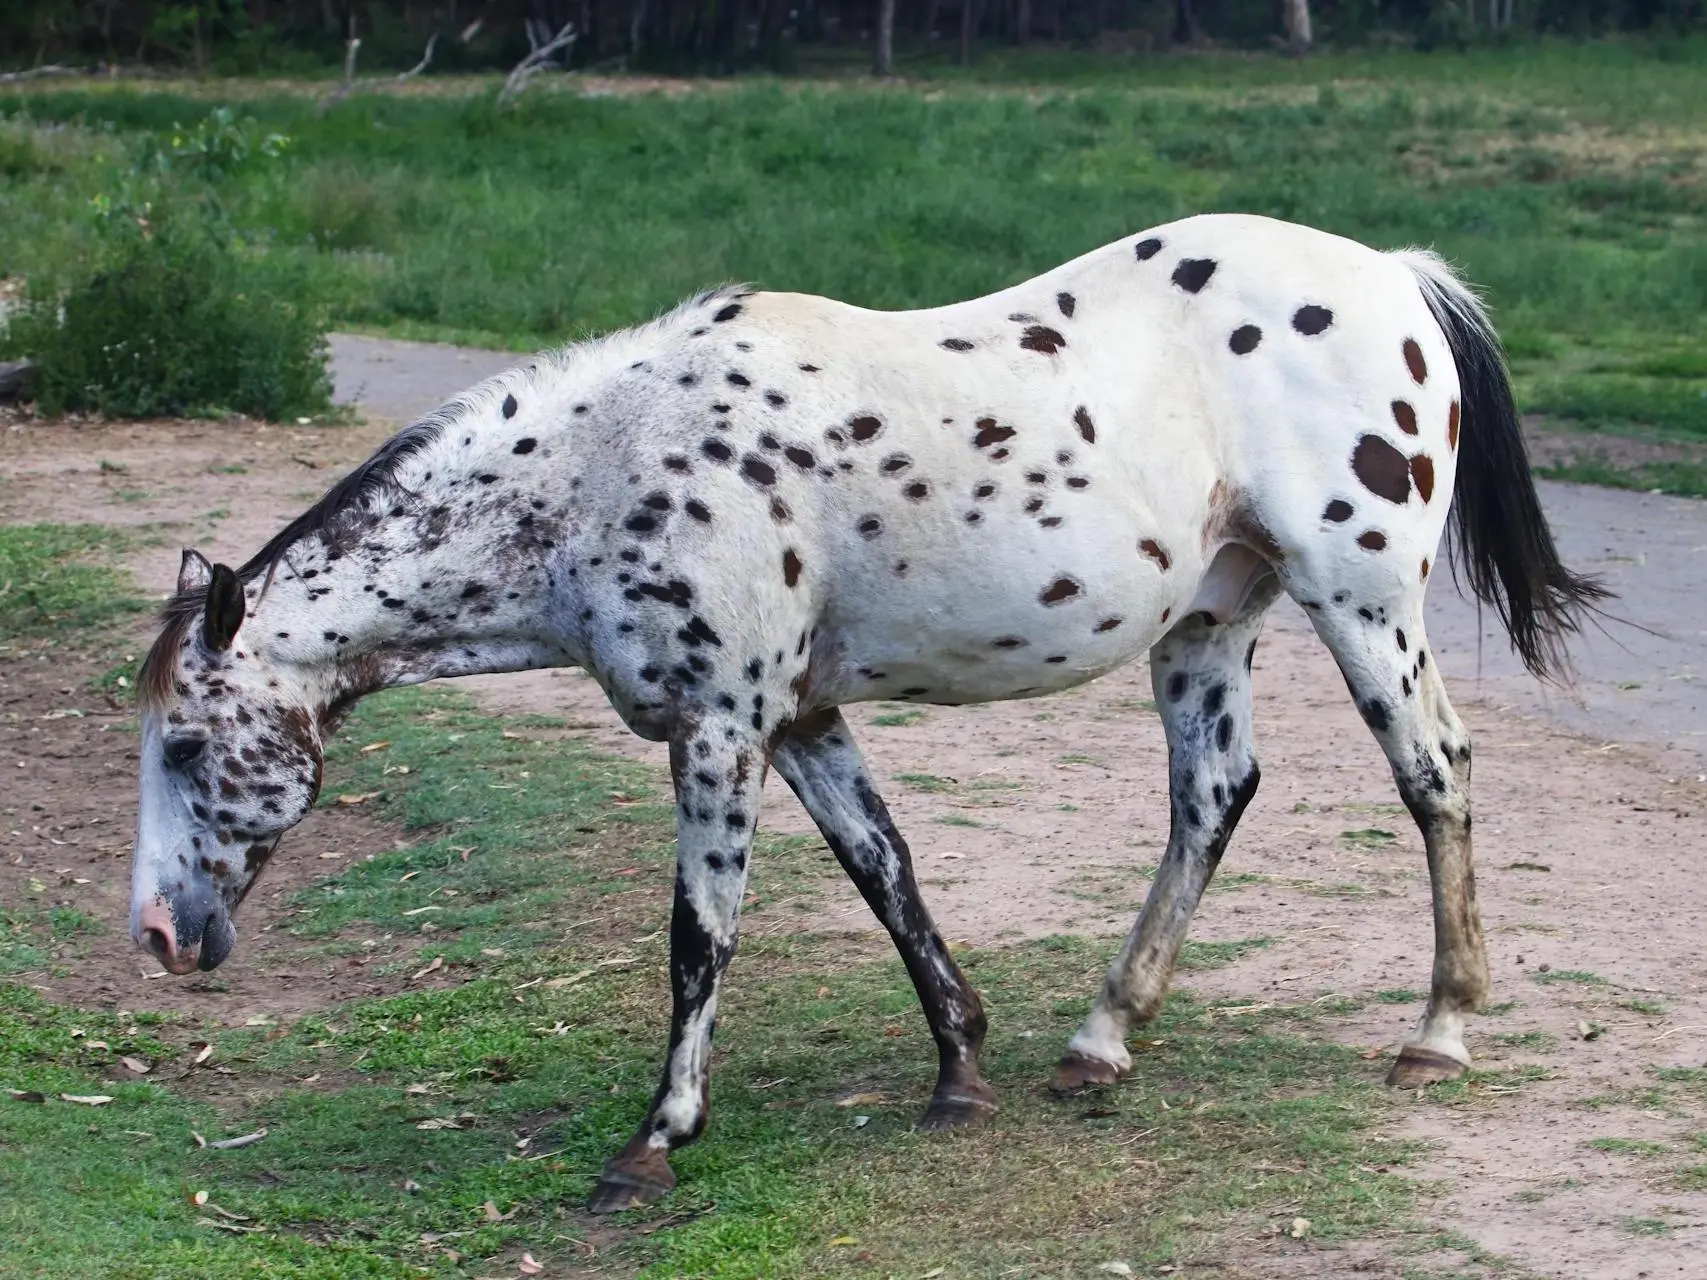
134, 896, 200, 974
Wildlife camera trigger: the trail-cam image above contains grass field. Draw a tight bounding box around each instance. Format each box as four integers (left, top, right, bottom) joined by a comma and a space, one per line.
0, 527, 1437, 1277
2, 39, 1706, 470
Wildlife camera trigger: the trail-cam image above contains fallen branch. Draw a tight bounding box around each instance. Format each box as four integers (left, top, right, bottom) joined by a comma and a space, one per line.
397, 33, 438, 82
0, 65, 77, 83
497, 21, 577, 107
315, 32, 439, 114
314, 36, 362, 115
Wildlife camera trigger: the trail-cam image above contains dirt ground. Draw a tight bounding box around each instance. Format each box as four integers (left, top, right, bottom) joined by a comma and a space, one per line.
5, 406, 1707, 1279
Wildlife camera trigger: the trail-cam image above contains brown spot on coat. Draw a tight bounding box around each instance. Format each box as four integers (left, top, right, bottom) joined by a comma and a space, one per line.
1171, 258, 1217, 293
1229, 325, 1262, 354
1357, 530, 1388, 551
1291, 305, 1334, 335
940, 338, 975, 352
1323, 499, 1354, 522
1040, 577, 1082, 605
1403, 338, 1428, 384
849, 415, 883, 443
782, 549, 802, 587
1421, 557, 1431, 581
1448, 400, 1461, 450
1139, 539, 1171, 570
1074, 406, 1096, 444
1095, 617, 1123, 632
1391, 400, 1418, 435
741, 455, 777, 486
972, 418, 1015, 448
1056, 291, 1076, 318
1409, 453, 1435, 503
1019, 325, 1067, 355
1351, 435, 1413, 504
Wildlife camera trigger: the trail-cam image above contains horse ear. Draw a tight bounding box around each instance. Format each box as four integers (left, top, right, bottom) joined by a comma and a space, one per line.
178, 549, 213, 595
202, 565, 246, 652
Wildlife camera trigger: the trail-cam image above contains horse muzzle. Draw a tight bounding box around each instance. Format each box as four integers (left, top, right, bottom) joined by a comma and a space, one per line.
132, 891, 236, 973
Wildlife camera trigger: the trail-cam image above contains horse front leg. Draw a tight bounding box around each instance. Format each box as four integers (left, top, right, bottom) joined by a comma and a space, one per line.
588, 719, 765, 1213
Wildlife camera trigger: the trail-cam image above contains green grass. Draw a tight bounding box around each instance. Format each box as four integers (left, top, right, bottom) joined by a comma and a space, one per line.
0, 673, 1426, 1277
893, 772, 957, 793
1377, 988, 1425, 1005
1489, 1030, 1558, 1053
1531, 968, 1607, 985
1537, 457, 1707, 499
1587, 1137, 1669, 1156
0, 524, 146, 644
3, 43, 1705, 435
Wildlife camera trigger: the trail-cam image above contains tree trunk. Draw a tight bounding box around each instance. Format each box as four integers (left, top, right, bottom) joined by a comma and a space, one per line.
1281, 0, 1311, 49
958, 0, 974, 64
874, 0, 895, 74
1173, 0, 1198, 41
1015, 0, 1031, 41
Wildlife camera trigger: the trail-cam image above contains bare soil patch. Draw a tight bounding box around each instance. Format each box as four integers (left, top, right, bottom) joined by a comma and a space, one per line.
1526, 415, 1707, 472
6, 406, 1707, 1276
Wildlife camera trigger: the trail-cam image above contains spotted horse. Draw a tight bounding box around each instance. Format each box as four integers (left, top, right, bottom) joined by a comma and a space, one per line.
130, 213, 1608, 1211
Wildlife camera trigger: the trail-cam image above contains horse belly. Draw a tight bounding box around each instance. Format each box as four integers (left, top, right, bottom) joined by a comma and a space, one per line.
816, 516, 1188, 707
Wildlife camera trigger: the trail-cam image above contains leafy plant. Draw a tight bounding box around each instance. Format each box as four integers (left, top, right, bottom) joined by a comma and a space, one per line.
0, 108, 328, 421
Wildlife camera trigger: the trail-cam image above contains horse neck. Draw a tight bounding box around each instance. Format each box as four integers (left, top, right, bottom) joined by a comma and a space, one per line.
250, 525, 576, 715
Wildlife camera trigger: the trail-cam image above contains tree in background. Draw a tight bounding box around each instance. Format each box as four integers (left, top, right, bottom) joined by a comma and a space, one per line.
1, 0, 1700, 79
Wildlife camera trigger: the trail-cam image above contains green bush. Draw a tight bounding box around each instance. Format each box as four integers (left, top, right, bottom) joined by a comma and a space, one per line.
2, 218, 331, 419
0, 107, 332, 421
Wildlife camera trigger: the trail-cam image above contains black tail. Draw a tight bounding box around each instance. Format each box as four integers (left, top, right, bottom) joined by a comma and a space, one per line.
1400, 251, 1612, 682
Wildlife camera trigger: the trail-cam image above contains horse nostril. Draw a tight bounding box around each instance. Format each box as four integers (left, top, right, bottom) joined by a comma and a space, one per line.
140, 926, 173, 960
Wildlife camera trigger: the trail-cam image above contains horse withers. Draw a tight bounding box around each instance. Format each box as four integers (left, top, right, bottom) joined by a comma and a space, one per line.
128, 213, 1606, 1211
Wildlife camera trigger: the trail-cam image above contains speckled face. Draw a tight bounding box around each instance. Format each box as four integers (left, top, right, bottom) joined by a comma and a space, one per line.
130, 552, 323, 973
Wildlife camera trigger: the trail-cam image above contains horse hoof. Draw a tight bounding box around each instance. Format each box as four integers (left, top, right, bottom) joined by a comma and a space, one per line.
1385, 1046, 1468, 1089
587, 1148, 675, 1214
916, 1081, 999, 1131
1050, 1050, 1123, 1096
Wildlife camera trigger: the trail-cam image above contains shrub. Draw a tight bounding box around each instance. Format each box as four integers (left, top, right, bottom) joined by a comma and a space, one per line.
0, 107, 332, 421
2, 216, 332, 420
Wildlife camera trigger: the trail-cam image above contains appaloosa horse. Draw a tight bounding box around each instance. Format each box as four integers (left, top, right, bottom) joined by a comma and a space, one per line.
130, 213, 1606, 1211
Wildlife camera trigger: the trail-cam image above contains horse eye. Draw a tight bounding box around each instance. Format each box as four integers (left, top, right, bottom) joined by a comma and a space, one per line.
164, 735, 208, 769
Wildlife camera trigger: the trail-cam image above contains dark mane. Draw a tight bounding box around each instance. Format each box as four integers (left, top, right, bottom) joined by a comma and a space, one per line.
138, 408, 454, 708
137, 288, 745, 710
238, 412, 449, 583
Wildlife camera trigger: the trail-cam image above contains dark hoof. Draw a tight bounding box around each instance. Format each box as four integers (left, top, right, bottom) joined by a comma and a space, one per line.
916, 1079, 999, 1132
1050, 1050, 1123, 1097
588, 1147, 675, 1214
1385, 1045, 1468, 1089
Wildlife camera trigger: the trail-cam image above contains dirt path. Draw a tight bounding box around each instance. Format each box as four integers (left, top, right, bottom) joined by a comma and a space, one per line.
4, 337, 1707, 1277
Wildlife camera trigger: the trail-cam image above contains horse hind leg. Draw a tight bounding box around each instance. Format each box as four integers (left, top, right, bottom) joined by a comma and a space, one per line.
1055, 581, 1278, 1093
1306, 587, 1487, 1086
773, 710, 997, 1129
